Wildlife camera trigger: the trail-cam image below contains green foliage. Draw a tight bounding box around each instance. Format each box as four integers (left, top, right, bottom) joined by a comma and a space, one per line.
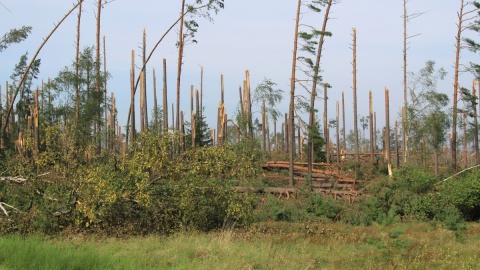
0, 26, 32, 52
1, 130, 259, 236
407, 60, 449, 152
438, 171, 480, 221
305, 120, 326, 162
306, 195, 343, 220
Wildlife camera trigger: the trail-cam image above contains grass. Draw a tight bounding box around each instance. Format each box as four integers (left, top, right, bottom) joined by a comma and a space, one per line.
0, 221, 479, 269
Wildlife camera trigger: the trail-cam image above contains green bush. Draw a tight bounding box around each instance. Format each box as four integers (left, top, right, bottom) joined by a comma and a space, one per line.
438, 171, 480, 221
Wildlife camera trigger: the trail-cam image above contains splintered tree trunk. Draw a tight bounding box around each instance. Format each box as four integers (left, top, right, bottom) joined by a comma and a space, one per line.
274, 119, 277, 153
369, 91, 374, 161
463, 114, 467, 167
75, 0, 82, 124
200, 66, 203, 119
352, 28, 359, 165
289, 0, 302, 186
0, 85, 3, 148
140, 70, 145, 132
163, 58, 168, 133
324, 84, 329, 163
342, 91, 346, 151
267, 114, 271, 153
285, 113, 289, 153
3, 1, 83, 134
142, 29, 148, 131
374, 112, 377, 151
129, 50, 136, 144
336, 101, 340, 164
474, 80, 479, 165
385, 87, 391, 175
191, 85, 195, 148
33, 88, 39, 154
262, 99, 266, 151
176, 0, 186, 132
395, 120, 399, 168
153, 68, 158, 133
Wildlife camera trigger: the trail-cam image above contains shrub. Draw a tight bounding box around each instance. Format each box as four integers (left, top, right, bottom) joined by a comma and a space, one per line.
438, 171, 480, 221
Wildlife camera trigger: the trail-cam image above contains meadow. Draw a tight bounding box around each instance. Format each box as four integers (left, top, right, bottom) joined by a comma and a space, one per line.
1, 221, 479, 270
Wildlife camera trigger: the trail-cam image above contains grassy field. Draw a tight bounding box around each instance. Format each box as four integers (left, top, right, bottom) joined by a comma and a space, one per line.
0, 221, 479, 270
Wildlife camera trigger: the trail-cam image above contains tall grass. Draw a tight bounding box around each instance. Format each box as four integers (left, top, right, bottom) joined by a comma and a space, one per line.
1, 222, 479, 269
0, 235, 116, 269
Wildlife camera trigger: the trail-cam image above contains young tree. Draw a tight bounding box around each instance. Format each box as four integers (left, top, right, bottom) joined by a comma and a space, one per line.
407, 60, 448, 174
253, 78, 284, 152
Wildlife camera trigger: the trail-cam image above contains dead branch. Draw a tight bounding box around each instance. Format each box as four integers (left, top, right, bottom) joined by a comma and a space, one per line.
0, 202, 21, 217
0, 176, 27, 183
436, 164, 480, 185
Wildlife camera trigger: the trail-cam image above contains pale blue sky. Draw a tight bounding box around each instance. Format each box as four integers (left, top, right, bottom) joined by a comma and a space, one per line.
1, 0, 478, 135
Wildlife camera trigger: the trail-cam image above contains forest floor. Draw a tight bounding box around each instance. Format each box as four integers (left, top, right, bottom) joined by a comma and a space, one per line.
0, 221, 479, 269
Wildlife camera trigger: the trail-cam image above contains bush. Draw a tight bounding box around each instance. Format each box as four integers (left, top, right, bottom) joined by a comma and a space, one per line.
438, 171, 480, 221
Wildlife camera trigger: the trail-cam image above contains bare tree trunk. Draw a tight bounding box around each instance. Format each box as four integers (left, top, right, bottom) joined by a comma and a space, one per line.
474, 80, 479, 165
0, 84, 2, 148
289, 0, 302, 186
129, 51, 136, 144
369, 91, 374, 162
75, 0, 82, 125
267, 114, 271, 154
274, 119, 278, 153
336, 101, 340, 164
385, 88, 391, 175
95, 0, 102, 150
200, 66, 203, 119
153, 68, 158, 133
142, 29, 148, 131
352, 28, 359, 165
176, 0, 186, 133
452, 0, 467, 172
3, 2, 83, 133
285, 113, 289, 153
262, 99, 266, 151
374, 112, 377, 152
140, 70, 145, 132
463, 113, 467, 167
324, 83, 329, 163
403, 0, 408, 164
395, 120, 399, 168
342, 91, 346, 151
163, 58, 168, 133
191, 85, 195, 148
308, 0, 334, 174
34, 88, 39, 154
103, 35, 108, 149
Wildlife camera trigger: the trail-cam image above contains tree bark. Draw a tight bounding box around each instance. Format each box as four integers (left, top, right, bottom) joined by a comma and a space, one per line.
452, 0, 466, 172
308, 0, 334, 174
474, 80, 479, 165
176, 0, 186, 132
163, 58, 168, 133
352, 28, 359, 165
289, 0, 302, 186
75, 0, 82, 125
385, 88, 391, 175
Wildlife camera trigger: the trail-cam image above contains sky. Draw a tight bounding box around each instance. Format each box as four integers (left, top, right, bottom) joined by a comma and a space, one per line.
1, 0, 479, 136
